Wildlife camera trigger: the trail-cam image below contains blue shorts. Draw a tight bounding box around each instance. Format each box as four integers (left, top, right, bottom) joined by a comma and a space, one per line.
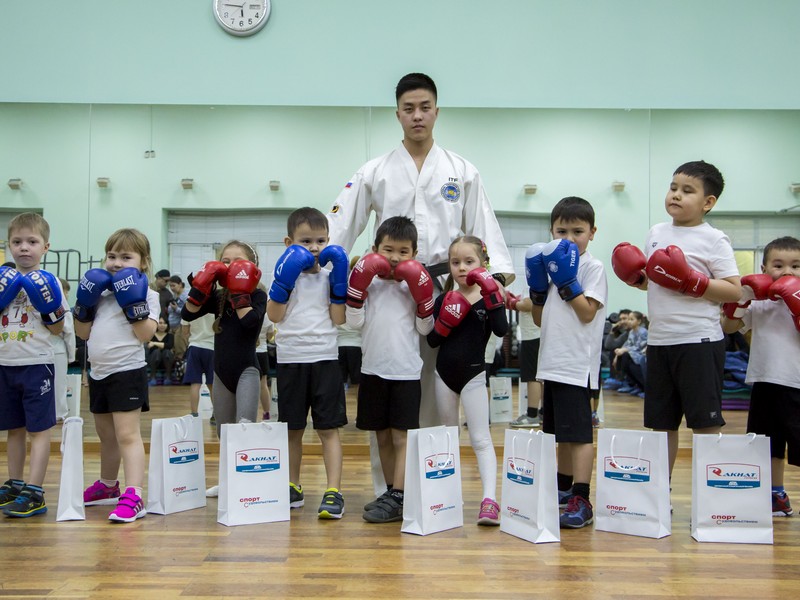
183, 346, 214, 385
0, 364, 57, 432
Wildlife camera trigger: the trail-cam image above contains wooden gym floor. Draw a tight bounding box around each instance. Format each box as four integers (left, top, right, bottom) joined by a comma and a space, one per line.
1, 384, 799, 599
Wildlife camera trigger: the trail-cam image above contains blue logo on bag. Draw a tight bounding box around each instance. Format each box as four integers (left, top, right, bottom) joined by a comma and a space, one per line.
706, 463, 760, 489
506, 457, 535, 485
603, 456, 651, 483
425, 453, 455, 479
236, 448, 280, 473
168, 441, 199, 464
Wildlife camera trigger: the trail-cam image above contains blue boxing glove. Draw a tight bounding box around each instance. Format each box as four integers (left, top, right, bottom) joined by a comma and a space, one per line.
319, 244, 349, 304
73, 268, 113, 323
0, 266, 23, 312
111, 268, 151, 323
541, 239, 583, 301
269, 245, 315, 304
21, 270, 66, 325
524, 242, 549, 306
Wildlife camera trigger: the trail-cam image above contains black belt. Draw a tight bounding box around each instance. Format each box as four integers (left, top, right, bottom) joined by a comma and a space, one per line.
422, 261, 450, 293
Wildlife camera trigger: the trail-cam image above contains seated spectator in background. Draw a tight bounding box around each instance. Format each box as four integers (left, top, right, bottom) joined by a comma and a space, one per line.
147, 315, 175, 385
613, 310, 648, 397
603, 309, 631, 389
168, 275, 189, 358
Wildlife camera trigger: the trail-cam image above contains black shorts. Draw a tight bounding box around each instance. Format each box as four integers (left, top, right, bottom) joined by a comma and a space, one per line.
338, 346, 362, 385
644, 341, 726, 430
256, 352, 269, 377
356, 374, 420, 431
747, 382, 800, 467
89, 367, 150, 414
277, 360, 347, 430
541, 380, 593, 443
519, 339, 540, 382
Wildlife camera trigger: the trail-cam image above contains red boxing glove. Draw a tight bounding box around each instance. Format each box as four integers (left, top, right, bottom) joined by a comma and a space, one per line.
723, 273, 774, 319
188, 260, 228, 306
768, 275, 800, 332
466, 267, 504, 310
646, 245, 709, 298
612, 242, 646, 286
393, 260, 434, 318
434, 291, 472, 337
347, 253, 391, 309
225, 260, 262, 309
505, 290, 521, 310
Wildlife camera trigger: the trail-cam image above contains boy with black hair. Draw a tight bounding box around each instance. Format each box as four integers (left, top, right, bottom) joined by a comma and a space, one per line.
267, 207, 350, 519
612, 160, 741, 480
527, 197, 607, 529
722, 235, 800, 517
346, 216, 435, 523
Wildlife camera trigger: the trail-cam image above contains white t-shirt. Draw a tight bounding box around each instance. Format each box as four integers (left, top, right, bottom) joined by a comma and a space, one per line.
256, 319, 274, 353
0, 277, 69, 366
275, 270, 338, 364
538, 251, 607, 389
87, 288, 160, 380
183, 313, 215, 351
741, 298, 800, 388
328, 142, 513, 272
646, 222, 739, 345
337, 321, 362, 348
49, 310, 76, 361
347, 277, 432, 380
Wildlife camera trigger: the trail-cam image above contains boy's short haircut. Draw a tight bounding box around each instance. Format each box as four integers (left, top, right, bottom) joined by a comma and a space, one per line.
374, 216, 418, 252
762, 236, 800, 264
287, 207, 329, 238
550, 196, 595, 229
155, 269, 170, 278
8, 212, 50, 242
168, 275, 183, 285
395, 73, 437, 104
673, 160, 725, 199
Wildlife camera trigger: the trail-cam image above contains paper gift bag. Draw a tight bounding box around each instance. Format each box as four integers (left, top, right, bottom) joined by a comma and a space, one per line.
402, 425, 463, 535
691, 433, 773, 544
489, 376, 513, 423
218, 421, 290, 526
595, 429, 671, 538
56, 416, 85, 522
198, 374, 213, 420
500, 429, 560, 543
147, 415, 207, 515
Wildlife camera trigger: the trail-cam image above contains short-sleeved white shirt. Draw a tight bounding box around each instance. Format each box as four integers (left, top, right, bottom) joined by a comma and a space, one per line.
645, 222, 739, 345
0, 278, 69, 366
87, 288, 160, 380
358, 277, 424, 380
183, 313, 215, 350
518, 310, 540, 341
741, 299, 800, 388
275, 270, 338, 364
538, 251, 607, 388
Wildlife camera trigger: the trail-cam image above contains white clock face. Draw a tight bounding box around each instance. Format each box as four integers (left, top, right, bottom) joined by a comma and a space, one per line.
213, 0, 271, 37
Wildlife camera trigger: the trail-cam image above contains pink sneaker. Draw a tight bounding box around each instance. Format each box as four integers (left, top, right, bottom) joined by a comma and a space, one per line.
84, 480, 120, 506
108, 488, 146, 523
477, 497, 500, 526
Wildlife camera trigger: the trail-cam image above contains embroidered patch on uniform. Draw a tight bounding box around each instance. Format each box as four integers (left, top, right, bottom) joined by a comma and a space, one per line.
330, 204, 341, 214
440, 183, 461, 203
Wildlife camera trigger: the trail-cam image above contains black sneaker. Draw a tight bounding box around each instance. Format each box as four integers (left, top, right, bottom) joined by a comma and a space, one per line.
3, 486, 47, 518
0, 480, 24, 508
363, 489, 392, 512
363, 494, 403, 523
318, 488, 344, 519
289, 482, 304, 508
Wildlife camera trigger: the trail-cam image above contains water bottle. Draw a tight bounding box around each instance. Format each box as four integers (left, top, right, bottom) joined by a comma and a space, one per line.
198, 373, 213, 419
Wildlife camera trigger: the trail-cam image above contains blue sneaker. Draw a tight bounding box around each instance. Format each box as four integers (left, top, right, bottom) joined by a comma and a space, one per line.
558, 487, 573, 508
627, 386, 643, 396
3, 486, 47, 518
617, 384, 636, 394
603, 378, 623, 390
560, 495, 593, 529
